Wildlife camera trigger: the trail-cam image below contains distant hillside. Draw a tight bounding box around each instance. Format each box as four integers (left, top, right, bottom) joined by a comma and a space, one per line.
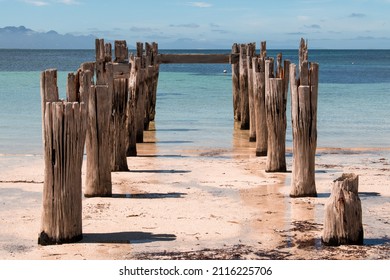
0, 26, 96, 49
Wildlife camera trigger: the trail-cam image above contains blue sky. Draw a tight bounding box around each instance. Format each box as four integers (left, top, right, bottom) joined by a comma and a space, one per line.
1, 0, 390, 48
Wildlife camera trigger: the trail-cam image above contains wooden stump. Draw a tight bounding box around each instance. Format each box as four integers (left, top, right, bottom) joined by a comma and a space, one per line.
239, 44, 249, 130
247, 43, 256, 142
231, 43, 240, 121
265, 58, 290, 172
85, 85, 113, 197
39, 101, 86, 245
290, 61, 319, 197
252, 56, 267, 156
322, 173, 363, 246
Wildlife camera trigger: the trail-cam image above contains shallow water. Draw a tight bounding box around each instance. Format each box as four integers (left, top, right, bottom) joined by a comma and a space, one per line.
1, 49, 390, 155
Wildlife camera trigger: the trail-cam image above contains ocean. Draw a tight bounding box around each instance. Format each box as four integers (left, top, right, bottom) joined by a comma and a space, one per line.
0, 49, 389, 155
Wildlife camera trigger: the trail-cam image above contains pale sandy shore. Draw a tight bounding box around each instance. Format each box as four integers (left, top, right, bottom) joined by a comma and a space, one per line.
0, 127, 389, 260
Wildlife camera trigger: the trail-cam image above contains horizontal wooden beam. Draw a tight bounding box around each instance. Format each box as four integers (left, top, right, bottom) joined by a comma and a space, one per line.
113, 62, 131, 79
157, 53, 231, 64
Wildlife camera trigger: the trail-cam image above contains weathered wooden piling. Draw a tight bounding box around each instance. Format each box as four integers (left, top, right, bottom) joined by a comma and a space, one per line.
322, 173, 363, 246
252, 41, 268, 156
265, 56, 290, 172
289, 38, 318, 197
39, 69, 86, 245
126, 54, 138, 156
135, 42, 146, 143
143, 42, 159, 130
231, 43, 240, 121
85, 85, 113, 197
239, 44, 249, 130
110, 40, 130, 171
290, 61, 319, 197
247, 43, 256, 142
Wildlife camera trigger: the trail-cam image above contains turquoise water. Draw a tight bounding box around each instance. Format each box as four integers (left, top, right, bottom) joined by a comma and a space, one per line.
0, 49, 389, 155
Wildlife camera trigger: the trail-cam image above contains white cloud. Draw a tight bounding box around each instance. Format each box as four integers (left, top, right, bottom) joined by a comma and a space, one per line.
297, 15, 310, 21
25, 0, 49, 6
187, 2, 212, 8
57, 0, 81, 4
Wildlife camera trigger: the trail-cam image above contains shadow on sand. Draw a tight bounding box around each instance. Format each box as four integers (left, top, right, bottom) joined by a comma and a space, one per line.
80, 232, 177, 244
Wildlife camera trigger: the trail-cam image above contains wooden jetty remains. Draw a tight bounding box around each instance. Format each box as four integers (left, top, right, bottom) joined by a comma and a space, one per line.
37, 37, 325, 246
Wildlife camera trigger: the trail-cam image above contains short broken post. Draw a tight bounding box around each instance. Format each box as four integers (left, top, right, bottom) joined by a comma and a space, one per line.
322, 173, 363, 246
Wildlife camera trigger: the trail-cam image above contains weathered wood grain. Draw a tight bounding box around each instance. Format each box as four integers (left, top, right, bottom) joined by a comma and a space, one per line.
39, 101, 86, 245
322, 173, 363, 246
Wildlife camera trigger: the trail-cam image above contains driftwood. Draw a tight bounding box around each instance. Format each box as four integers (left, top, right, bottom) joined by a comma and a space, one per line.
239, 44, 249, 129
39, 101, 86, 245
265, 57, 290, 172
247, 43, 256, 142
85, 85, 113, 197
322, 173, 363, 246
231, 43, 240, 121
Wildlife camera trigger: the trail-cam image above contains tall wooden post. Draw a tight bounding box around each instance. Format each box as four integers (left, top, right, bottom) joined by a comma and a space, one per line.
143, 42, 152, 130
252, 41, 267, 156
127, 54, 138, 156
39, 71, 86, 244
247, 43, 256, 142
322, 173, 363, 246
265, 57, 290, 172
231, 43, 240, 121
149, 42, 159, 123
110, 40, 129, 171
289, 39, 318, 197
290, 61, 319, 197
85, 85, 113, 197
239, 44, 249, 129
136, 42, 146, 143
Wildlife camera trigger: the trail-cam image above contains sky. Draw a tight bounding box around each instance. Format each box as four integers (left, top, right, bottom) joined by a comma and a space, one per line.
1, 0, 390, 49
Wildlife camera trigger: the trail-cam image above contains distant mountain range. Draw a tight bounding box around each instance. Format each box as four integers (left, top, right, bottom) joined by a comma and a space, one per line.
0, 26, 97, 49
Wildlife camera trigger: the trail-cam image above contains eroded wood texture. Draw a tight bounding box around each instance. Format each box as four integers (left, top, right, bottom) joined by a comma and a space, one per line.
322, 173, 363, 246
39, 101, 86, 245
290, 61, 319, 197
85, 85, 113, 197
265, 58, 290, 172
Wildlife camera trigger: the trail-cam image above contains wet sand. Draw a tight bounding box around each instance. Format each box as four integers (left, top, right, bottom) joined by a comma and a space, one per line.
0, 127, 389, 260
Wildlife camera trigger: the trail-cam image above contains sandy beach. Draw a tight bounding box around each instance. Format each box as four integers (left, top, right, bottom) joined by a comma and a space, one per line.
0, 124, 389, 260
